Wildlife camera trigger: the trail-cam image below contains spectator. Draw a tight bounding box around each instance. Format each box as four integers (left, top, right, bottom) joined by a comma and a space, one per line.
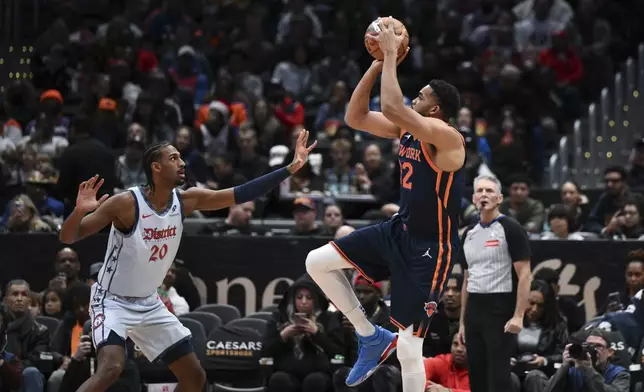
499, 175, 545, 233
600, 199, 644, 239
558, 181, 589, 232
627, 138, 644, 188
0, 305, 24, 392
57, 325, 141, 392
168, 46, 209, 108
40, 288, 64, 319
533, 268, 584, 333
115, 135, 146, 190
199, 201, 266, 236
207, 152, 248, 193
0, 195, 54, 234
325, 139, 357, 195
334, 276, 401, 392
314, 81, 349, 133
56, 114, 118, 218
4, 280, 58, 392
510, 279, 568, 392
541, 204, 585, 240
291, 197, 321, 236
320, 204, 344, 237
542, 329, 630, 392
174, 126, 209, 184
28, 292, 41, 318
236, 126, 270, 181
170, 259, 202, 312
271, 45, 313, 103
48, 282, 91, 392
159, 262, 190, 316
586, 166, 643, 233
262, 274, 344, 392
355, 144, 394, 201
423, 334, 470, 392
54, 248, 81, 287
424, 274, 464, 357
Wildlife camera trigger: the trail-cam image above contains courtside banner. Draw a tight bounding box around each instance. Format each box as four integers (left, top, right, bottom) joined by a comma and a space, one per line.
1, 235, 639, 321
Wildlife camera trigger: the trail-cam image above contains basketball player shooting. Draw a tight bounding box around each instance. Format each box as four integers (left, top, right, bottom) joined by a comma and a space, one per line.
305, 18, 466, 392
59, 130, 316, 392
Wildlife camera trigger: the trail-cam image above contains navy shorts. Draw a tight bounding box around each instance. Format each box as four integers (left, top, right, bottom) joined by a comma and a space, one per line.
331, 215, 456, 336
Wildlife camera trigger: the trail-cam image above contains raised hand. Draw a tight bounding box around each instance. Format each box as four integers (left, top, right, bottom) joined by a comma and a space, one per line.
76, 175, 109, 214
373, 17, 405, 56
287, 129, 317, 174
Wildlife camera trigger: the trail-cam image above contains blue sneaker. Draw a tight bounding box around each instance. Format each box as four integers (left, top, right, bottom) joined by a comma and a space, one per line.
345, 326, 398, 387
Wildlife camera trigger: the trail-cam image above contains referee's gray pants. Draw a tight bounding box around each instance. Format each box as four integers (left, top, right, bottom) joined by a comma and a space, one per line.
465, 292, 516, 392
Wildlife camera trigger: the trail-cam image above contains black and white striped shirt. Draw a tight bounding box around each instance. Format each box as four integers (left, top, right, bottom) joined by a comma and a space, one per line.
460, 215, 531, 293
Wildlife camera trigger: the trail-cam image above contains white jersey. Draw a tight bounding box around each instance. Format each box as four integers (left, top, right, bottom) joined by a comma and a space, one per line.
97, 186, 184, 297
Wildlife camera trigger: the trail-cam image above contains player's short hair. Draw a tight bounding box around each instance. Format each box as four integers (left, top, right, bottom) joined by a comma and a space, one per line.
473, 175, 502, 194
143, 141, 172, 190
428, 79, 460, 122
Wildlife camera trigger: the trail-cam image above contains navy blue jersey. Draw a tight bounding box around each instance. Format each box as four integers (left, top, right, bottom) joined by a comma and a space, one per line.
397, 129, 465, 244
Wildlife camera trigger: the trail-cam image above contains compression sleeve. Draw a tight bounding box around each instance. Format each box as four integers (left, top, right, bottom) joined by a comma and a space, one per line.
233, 167, 290, 204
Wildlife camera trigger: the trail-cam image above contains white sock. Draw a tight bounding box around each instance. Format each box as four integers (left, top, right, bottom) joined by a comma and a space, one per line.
397, 327, 426, 392
306, 245, 376, 337
402, 372, 427, 392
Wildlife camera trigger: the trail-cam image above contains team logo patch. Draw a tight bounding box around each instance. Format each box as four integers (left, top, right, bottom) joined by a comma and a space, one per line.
485, 239, 500, 247
93, 313, 105, 330
424, 301, 438, 317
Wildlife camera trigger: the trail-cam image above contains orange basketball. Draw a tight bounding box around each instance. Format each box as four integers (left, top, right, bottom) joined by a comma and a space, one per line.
364, 17, 409, 61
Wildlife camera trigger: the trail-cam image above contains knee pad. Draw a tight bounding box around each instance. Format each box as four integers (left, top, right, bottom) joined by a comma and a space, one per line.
396, 327, 424, 374
305, 244, 350, 275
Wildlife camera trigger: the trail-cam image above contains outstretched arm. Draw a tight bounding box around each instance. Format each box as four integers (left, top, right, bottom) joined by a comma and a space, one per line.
181, 130, 317, 214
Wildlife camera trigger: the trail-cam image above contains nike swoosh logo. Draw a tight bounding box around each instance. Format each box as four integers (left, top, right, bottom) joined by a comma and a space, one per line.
142, 214, 154, 219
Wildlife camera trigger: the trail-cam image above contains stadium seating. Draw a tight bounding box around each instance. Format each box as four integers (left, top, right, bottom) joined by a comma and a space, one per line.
245, 312, 273, 322
196, 304, 241, 324
213, 384, 266, 392
258, 306, 278, 313
226, 318, 268, 335
181, 311, 223, 335
36, 315, 61, 336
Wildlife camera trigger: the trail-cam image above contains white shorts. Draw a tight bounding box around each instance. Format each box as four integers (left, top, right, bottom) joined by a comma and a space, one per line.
90, 283, 191, 362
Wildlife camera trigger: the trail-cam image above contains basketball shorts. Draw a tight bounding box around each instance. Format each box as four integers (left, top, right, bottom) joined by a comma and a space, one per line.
331, 215, 456, 336
90, 283, 192, 362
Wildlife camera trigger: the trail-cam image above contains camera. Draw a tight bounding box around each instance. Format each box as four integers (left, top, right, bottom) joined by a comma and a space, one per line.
568, 343, 597, 364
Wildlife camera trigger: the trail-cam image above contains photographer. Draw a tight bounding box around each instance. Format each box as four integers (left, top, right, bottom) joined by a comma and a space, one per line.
58, 324, 140, 392
543, 329, 630, 392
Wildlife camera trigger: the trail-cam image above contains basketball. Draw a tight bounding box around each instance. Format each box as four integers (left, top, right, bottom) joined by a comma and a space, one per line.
364, 17, 409, 61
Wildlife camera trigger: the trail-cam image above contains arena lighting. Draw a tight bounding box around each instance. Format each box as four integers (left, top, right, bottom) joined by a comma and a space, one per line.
0, 45, 33, 94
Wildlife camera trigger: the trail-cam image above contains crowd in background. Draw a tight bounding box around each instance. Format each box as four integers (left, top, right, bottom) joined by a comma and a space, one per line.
1, 0, 644, 391
1, 0, 644, 234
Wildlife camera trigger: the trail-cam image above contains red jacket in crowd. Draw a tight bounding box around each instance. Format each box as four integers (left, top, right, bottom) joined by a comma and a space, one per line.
539, 47, 583, 85
423, 354, 470, 392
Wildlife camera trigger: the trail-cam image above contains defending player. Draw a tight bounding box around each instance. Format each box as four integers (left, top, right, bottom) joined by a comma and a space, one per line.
59, 130, 316, 392
305, 19, 465, 392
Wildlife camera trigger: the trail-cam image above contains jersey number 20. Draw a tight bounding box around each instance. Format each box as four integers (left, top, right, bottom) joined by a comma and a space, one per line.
149, 244, 168, 262
400, 161, 413, 189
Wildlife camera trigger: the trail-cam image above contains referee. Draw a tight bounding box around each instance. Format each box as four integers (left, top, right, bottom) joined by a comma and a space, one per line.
457, 175, 532, 392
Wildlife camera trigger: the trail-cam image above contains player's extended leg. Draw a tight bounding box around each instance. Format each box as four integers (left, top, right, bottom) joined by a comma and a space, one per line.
306, 243, 397, 386
396, 326, 426, 392
167, 351, 207, 392
77, 341, 126, 392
